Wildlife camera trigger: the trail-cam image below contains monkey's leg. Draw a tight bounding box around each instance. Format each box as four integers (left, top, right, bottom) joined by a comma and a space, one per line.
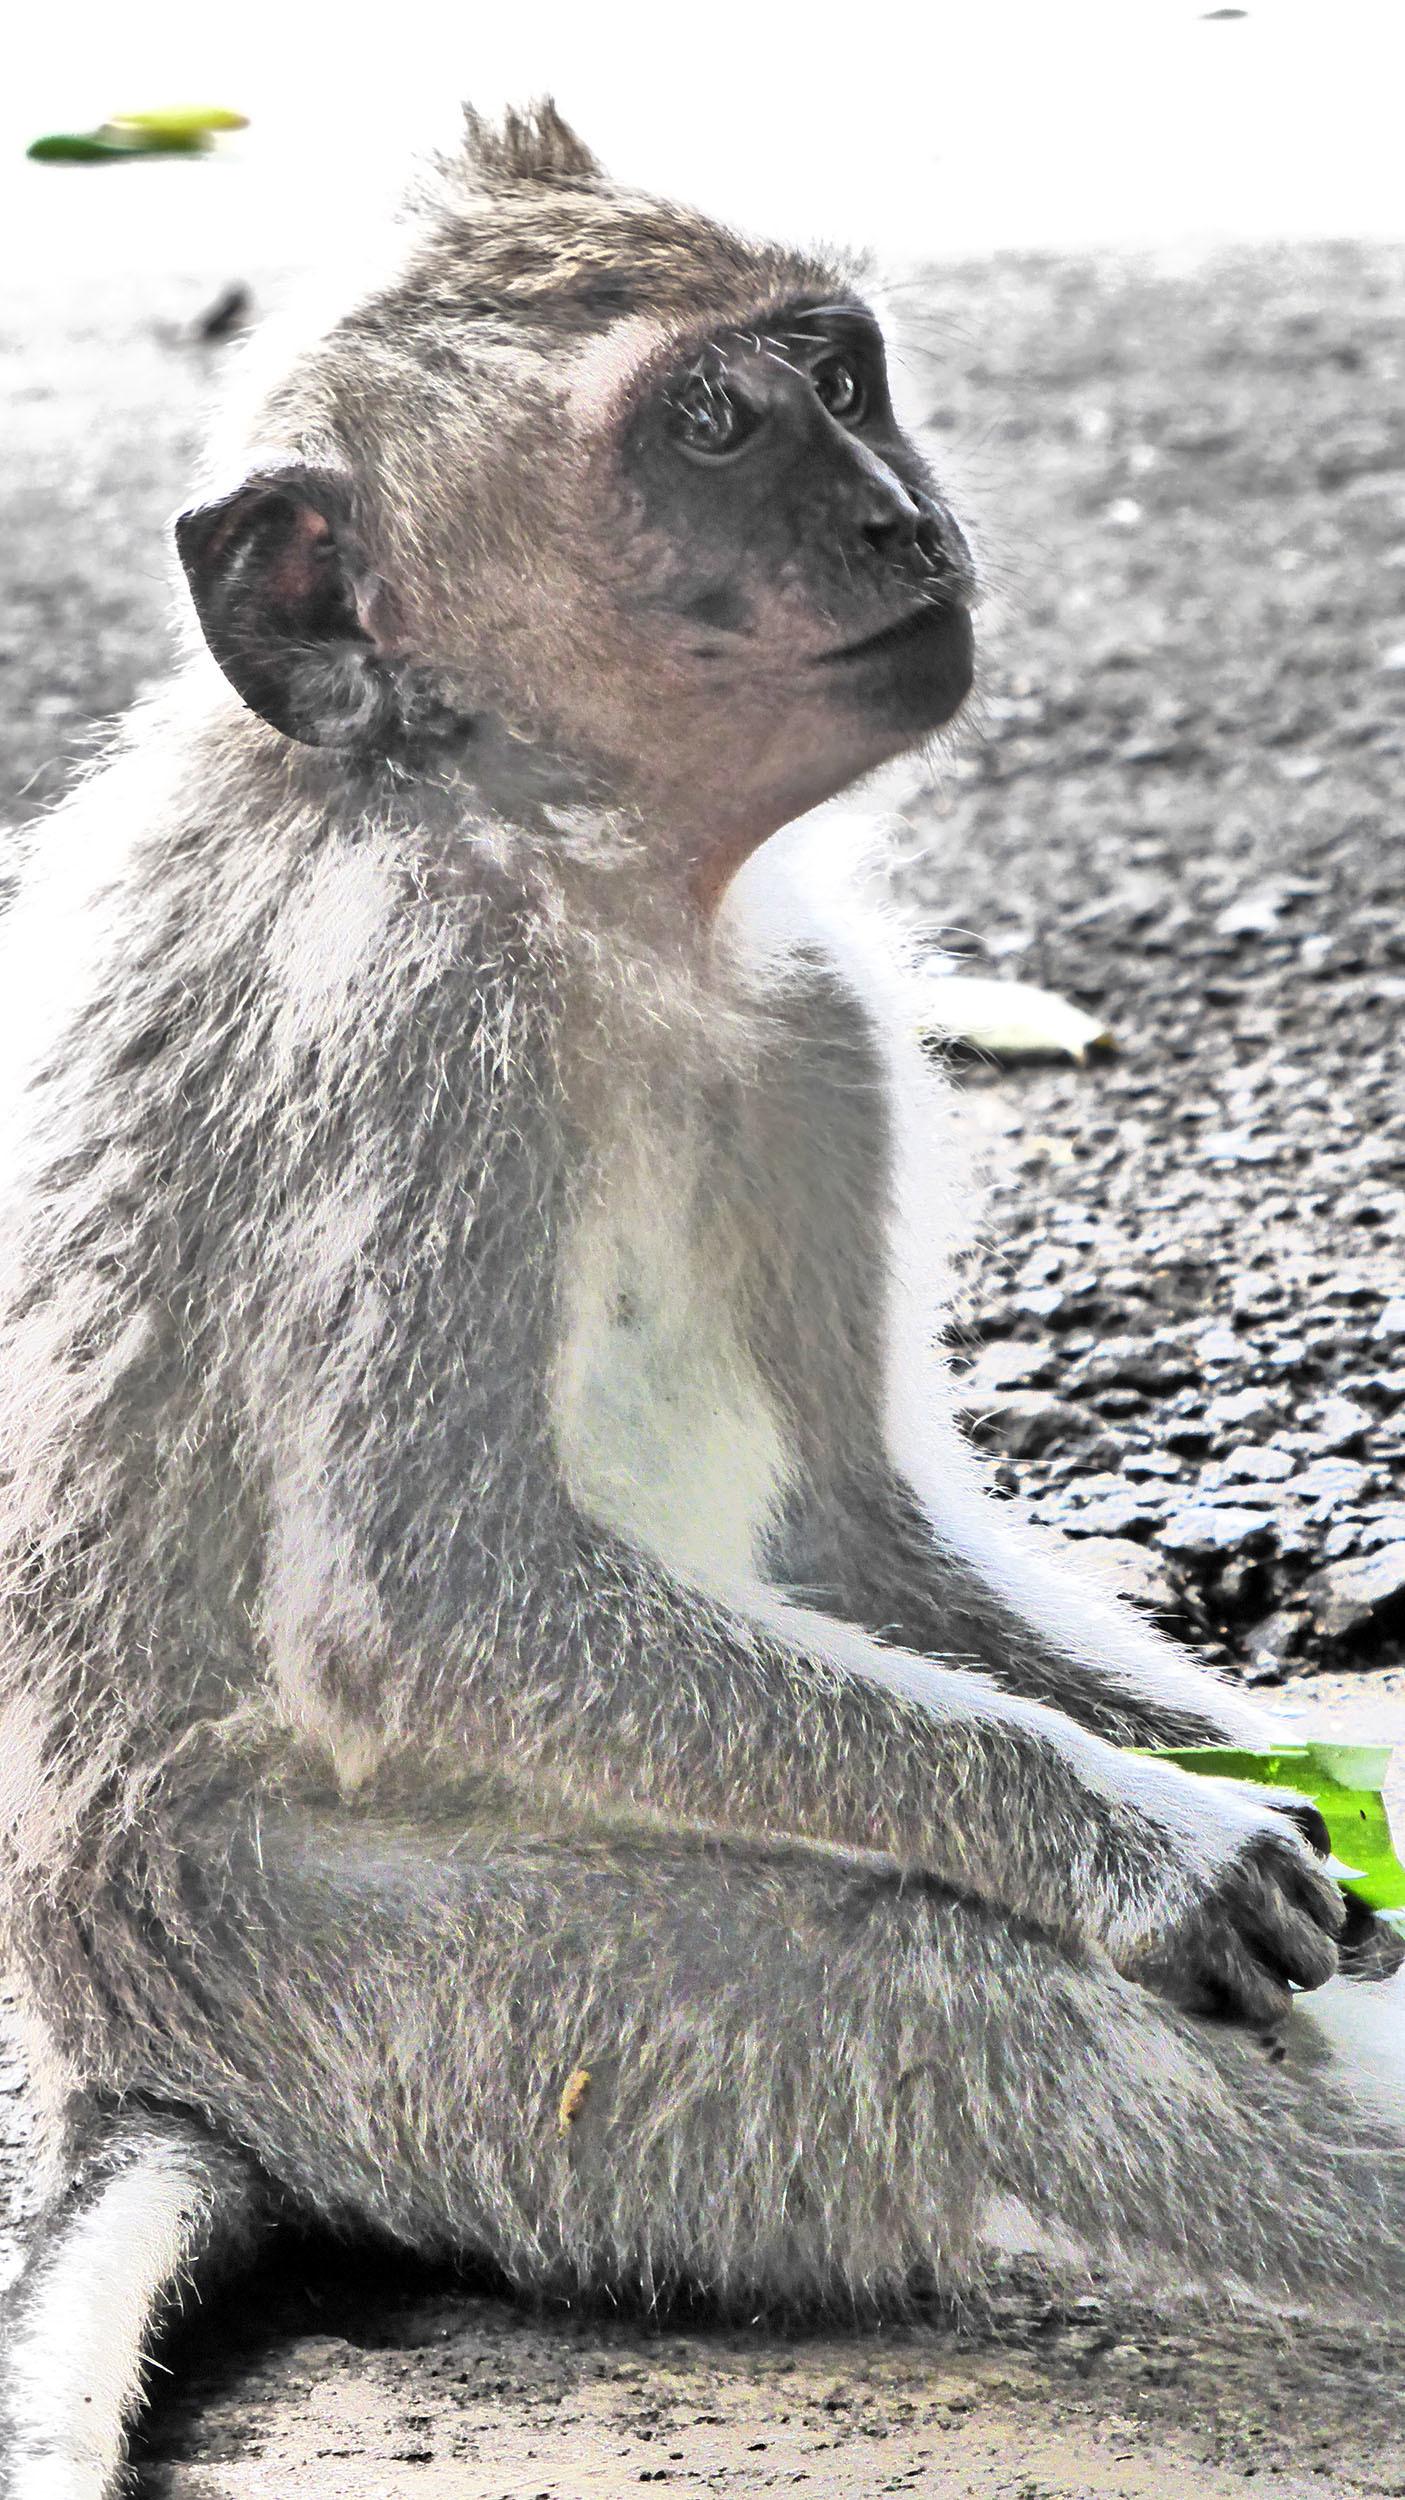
125, 1814, 1405, 2320
0, 2106, 267, 2500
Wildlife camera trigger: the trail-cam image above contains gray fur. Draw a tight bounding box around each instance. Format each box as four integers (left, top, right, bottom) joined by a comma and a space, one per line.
0, 100, 1401, 2500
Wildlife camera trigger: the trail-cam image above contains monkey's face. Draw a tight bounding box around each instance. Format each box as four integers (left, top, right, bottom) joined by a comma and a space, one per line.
619, 306, 972, 723
565, 299, 975, 856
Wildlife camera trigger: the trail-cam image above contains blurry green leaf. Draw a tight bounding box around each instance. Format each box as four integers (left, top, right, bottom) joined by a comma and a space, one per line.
28, 125, 210, 163
29, 132, 137, 161
110, 107, 248, 137
27, 108, 245, 165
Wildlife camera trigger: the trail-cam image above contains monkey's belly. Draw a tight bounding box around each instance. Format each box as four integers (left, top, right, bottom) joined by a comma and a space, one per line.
552, 1214, 789, 1589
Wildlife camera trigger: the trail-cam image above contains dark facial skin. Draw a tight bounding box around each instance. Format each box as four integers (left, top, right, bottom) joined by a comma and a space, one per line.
618, 301, 975, 748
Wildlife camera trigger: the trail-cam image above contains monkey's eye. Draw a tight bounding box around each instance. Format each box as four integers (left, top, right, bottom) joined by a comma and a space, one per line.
664, 368, 760, 460
813, 354, 868, 426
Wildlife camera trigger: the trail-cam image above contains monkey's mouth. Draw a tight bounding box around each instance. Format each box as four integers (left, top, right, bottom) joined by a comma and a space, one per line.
818, 599, 970, 669
817, 599, 975, 734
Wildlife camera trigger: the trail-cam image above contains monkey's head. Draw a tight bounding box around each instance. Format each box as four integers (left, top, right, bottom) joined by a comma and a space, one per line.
177, 104, 975, 900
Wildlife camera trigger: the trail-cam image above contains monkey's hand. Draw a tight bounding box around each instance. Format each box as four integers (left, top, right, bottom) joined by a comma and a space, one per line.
1102, 1773, 1348, 2027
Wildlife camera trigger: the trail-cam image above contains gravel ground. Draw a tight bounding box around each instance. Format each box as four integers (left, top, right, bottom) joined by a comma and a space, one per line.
898, 243, 1405, 1687
1, 235, 1403, 2496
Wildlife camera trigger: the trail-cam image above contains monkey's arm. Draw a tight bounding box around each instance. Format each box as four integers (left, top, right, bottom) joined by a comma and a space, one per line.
736, 934, 1269, 1755
771, 1449, 1270, 1753
355, 1480, 1338, 2028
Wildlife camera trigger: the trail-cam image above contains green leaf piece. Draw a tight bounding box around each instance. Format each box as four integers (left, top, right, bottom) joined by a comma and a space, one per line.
109, 108, 248, 137
27, 115, 236, 165
28, 132, 137, 161
27, 127, 210, 163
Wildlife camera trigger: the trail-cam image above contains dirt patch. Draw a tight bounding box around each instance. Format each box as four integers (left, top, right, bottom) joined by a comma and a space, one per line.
133, 2272, 1405, 2498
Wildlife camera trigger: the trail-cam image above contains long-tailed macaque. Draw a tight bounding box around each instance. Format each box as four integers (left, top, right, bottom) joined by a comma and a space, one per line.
1, 102, 1401, 2500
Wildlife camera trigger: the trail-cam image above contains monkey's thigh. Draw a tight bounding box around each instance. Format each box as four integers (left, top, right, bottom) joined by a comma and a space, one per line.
158, 1814, 1267, 2306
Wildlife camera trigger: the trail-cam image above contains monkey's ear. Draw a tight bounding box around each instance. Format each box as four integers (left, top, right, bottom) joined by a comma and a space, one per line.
174, 467, 403, 750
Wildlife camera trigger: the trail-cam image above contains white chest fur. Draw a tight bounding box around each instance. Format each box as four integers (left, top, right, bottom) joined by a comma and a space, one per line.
551, 1139, 789, 1590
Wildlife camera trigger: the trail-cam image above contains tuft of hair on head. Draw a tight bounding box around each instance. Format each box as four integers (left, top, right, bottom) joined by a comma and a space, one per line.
459, 99, 604, 192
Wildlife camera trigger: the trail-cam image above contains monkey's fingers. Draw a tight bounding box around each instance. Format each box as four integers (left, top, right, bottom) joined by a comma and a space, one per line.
1203, 1777, 1332, 1861
1338, 1892, 1405, 1981
1140, 1831, 1345, 2028
1258, 1792, 1333, 1860
1234, 1847, 1344, 1990
1231, 1798, 1405, 1983
1154, 1918, 1329, 2030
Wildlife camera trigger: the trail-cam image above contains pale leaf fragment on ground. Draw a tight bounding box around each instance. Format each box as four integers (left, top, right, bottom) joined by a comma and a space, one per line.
917, 976, 1115, 1064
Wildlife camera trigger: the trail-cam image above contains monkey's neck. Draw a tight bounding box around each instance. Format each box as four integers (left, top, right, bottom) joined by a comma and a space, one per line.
184, 704, 792, 998
687, 826, 776, 923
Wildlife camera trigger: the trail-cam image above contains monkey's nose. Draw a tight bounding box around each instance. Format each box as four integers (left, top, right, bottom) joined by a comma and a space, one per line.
854, 476, 924, 554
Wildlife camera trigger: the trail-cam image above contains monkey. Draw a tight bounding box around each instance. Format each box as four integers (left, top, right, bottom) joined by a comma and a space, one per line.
0, 99, 1402, 2499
